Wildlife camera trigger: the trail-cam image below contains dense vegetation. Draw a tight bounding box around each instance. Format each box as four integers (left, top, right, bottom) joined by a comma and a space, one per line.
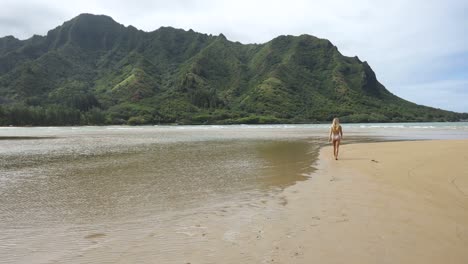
0, 14, 466, 126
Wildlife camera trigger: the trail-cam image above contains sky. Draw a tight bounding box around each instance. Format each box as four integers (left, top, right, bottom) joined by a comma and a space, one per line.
1, 0, 467, 112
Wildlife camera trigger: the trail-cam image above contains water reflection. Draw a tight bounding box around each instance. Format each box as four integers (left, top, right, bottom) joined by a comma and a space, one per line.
0, 138, 318, 229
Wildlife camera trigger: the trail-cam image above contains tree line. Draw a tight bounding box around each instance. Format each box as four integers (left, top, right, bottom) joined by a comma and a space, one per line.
0, 104, 105, 126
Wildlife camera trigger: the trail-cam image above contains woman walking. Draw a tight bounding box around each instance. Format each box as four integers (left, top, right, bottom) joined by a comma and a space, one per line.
328, 118, 343, 160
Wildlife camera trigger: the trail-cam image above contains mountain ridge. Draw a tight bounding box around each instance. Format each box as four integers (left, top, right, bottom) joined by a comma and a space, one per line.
0, 13, 465, 126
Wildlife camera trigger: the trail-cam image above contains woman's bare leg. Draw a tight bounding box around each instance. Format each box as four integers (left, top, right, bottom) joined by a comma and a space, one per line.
335, 140, 340, 160
333, 140, 338, 159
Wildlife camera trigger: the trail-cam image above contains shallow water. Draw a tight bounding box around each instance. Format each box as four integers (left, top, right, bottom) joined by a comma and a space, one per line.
1, 123, 467, 263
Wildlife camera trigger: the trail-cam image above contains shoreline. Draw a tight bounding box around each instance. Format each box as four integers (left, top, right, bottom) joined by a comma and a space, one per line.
249, 139, 468, 263
1, 121, 467, 128
144, 139, 468, 264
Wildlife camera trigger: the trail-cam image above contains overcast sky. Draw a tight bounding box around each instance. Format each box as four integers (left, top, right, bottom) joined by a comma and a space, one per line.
1, 0, 467, 112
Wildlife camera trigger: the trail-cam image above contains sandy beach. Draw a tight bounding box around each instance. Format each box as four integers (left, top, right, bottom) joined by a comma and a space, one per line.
239, 139, 468, 264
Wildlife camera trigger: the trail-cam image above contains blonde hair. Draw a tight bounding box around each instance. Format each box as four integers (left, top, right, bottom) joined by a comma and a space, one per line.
331, 118, 340, 132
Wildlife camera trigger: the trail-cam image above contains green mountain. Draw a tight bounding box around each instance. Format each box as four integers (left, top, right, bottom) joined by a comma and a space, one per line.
0, 14, 465, 125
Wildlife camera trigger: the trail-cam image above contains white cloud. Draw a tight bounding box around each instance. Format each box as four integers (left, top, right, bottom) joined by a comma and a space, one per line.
0, 0, 467, 111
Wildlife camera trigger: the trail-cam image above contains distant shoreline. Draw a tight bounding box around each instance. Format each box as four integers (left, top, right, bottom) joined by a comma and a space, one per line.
1, 120, 468, 128
0, 136, 56, 140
